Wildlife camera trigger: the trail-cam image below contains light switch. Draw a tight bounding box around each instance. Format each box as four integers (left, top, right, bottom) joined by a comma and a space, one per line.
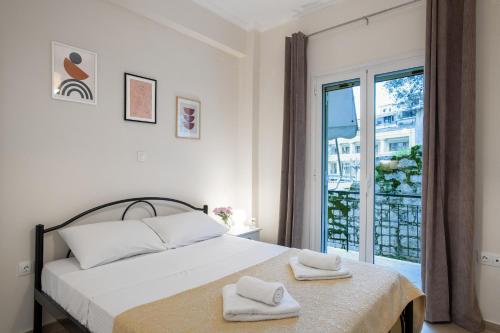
137, 151, 147, 162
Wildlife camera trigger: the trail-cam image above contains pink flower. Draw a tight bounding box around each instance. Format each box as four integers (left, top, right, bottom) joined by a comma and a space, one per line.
213, 206, 233, 226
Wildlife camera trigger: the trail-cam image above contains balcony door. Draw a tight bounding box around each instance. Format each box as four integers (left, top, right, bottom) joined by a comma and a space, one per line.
316, 57, 424, 285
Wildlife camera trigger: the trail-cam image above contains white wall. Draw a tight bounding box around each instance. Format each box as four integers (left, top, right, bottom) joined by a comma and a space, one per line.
105, 0, 247, 57
256, 0, 426, 244
0, 0, 243, 332
236, 31, 261, 217
1, 0, 500, 331
476, 0, 500, 326
255, 0, 500, 326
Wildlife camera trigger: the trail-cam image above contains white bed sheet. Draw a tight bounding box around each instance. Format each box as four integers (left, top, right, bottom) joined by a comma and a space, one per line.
42, 235, 287, 333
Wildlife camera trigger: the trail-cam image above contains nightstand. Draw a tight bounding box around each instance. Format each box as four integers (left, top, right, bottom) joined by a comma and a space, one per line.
228, 226, 262, 241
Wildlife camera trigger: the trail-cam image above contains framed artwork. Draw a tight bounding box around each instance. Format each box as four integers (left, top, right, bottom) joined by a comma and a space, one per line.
124, 73, 157, 124
52, 41, 97, 105
176, 97, 201, 139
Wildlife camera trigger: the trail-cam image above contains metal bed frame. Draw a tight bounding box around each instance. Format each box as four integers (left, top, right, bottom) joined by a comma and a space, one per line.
34, 197, 208, 333
32, 196, 413, 333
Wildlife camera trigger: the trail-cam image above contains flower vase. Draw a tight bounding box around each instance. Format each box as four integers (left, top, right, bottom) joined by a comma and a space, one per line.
222, 218, 232, 228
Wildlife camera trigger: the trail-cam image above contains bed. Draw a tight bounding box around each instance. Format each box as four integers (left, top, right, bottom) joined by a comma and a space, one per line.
33, 197, 424, 333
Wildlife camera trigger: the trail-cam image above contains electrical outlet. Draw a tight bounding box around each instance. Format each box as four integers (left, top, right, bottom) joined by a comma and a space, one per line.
17, 261, 32, 276
480, 252, 492, 265
492, 255, 500, 268
480, 252, 500, 268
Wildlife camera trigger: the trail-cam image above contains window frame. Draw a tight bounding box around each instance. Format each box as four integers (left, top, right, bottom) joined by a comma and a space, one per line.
310, 54, 424, 262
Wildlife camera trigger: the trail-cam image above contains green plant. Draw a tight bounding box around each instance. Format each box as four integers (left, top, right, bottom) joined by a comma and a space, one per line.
375, 144, 422, 195
327, 191, 359, 251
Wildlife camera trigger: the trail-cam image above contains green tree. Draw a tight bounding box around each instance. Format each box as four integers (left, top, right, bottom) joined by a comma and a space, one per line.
383, 74, 424, 110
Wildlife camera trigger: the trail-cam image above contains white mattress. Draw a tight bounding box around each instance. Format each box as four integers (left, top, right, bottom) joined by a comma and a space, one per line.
42, 235, 287, 333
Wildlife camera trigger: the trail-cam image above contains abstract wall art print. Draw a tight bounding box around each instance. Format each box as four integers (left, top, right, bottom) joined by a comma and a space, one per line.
52, 41, 97, 105
176, 97, 200, 139
124, 73, 157, 124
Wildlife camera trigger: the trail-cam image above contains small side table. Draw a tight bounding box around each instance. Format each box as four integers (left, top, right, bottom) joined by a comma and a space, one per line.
228, 226, 262, 241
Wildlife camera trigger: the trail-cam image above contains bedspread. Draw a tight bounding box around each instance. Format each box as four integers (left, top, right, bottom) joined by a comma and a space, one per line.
113, 249, 424, 333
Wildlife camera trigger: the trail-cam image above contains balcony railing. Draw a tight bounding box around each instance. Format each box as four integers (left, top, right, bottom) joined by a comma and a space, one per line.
327, 190, 421, 263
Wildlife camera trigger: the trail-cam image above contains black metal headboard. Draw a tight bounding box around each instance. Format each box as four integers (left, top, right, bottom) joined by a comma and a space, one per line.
43, 197, 207, 233
34, 197, 207, 291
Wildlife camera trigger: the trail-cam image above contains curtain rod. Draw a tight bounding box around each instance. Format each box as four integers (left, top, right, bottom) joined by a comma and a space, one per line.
307, 0, 423, 38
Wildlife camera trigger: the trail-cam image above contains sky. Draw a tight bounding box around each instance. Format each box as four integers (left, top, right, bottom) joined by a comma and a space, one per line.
351, 83, 395, 121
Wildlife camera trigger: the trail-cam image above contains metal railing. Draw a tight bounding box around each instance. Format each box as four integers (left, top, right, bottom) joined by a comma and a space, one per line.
327, 190, 421, 263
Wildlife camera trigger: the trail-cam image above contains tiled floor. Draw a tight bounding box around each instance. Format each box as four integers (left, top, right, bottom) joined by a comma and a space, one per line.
423, 322, 494, 333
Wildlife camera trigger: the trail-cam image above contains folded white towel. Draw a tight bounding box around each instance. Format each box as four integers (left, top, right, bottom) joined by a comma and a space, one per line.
289, 257, 352, 281
222, 284, 300, 322
236, 276, 284, 306
298, 249, 342, 271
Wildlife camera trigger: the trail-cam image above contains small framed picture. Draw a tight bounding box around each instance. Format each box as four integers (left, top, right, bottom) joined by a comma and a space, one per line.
124, 73, 157, 124
176, 97, 201, 139
52, 41, 97, 105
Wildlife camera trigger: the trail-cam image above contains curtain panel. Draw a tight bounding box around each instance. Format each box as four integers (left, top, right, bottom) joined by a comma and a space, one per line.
422, 0, 483, 331
278, 32, 307, 248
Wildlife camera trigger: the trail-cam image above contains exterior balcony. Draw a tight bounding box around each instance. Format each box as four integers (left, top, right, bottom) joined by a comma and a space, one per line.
327, 190, 422, 287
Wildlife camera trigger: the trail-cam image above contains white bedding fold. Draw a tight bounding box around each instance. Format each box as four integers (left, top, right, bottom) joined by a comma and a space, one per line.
42, 235, 288, 333
222, 284, 300, 321
289, 256, 352, 280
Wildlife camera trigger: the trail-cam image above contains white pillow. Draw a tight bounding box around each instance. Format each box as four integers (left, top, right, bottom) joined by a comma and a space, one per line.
58, 220, 166, 269
142, 211, 228, 249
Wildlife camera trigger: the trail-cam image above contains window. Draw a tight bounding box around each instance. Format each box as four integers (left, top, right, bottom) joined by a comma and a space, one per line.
328, 144, 337, 155
400, 109, 417, 119
388, 139, 409, 152
320, 63, 424, 285
383, 115, 394, 124
342, 162, 351, 175
328, 161, 335, 175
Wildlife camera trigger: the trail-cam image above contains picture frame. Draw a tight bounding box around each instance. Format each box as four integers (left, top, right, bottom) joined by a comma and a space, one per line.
124, 73, 157, 124
52, 41, 97, 105
176, 97, 201, 139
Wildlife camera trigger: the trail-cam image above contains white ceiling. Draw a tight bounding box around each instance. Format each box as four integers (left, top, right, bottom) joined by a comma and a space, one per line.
192, 0, 340, 31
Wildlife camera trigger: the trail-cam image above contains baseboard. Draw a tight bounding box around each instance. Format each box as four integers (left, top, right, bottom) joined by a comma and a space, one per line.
486, 320, 500, 333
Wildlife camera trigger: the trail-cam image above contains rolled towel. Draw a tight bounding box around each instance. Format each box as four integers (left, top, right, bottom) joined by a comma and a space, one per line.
236, 276, 284, 306
298, 249, 341, 271
223, 284, 300, 322
289, 257, 351, 281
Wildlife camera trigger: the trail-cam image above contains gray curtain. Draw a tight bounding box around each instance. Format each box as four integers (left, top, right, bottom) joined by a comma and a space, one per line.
422, 0, 483, 331
278, 32, 307, 247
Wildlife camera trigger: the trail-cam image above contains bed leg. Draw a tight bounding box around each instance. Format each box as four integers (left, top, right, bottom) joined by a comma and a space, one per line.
34, 224, 44, 333
34, 299, 42, 333
402, 301, 413, 333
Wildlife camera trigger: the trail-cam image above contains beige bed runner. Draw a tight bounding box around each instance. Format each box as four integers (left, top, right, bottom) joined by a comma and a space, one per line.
113, 249, 424, 333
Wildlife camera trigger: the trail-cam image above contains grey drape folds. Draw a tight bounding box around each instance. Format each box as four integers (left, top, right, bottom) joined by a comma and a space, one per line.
422, 0, 483, 331
278, 32, 307, 248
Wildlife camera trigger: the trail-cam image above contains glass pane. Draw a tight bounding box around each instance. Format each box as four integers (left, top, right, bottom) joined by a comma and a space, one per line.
324, 79, 361, 261
373, 68, 423, 287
